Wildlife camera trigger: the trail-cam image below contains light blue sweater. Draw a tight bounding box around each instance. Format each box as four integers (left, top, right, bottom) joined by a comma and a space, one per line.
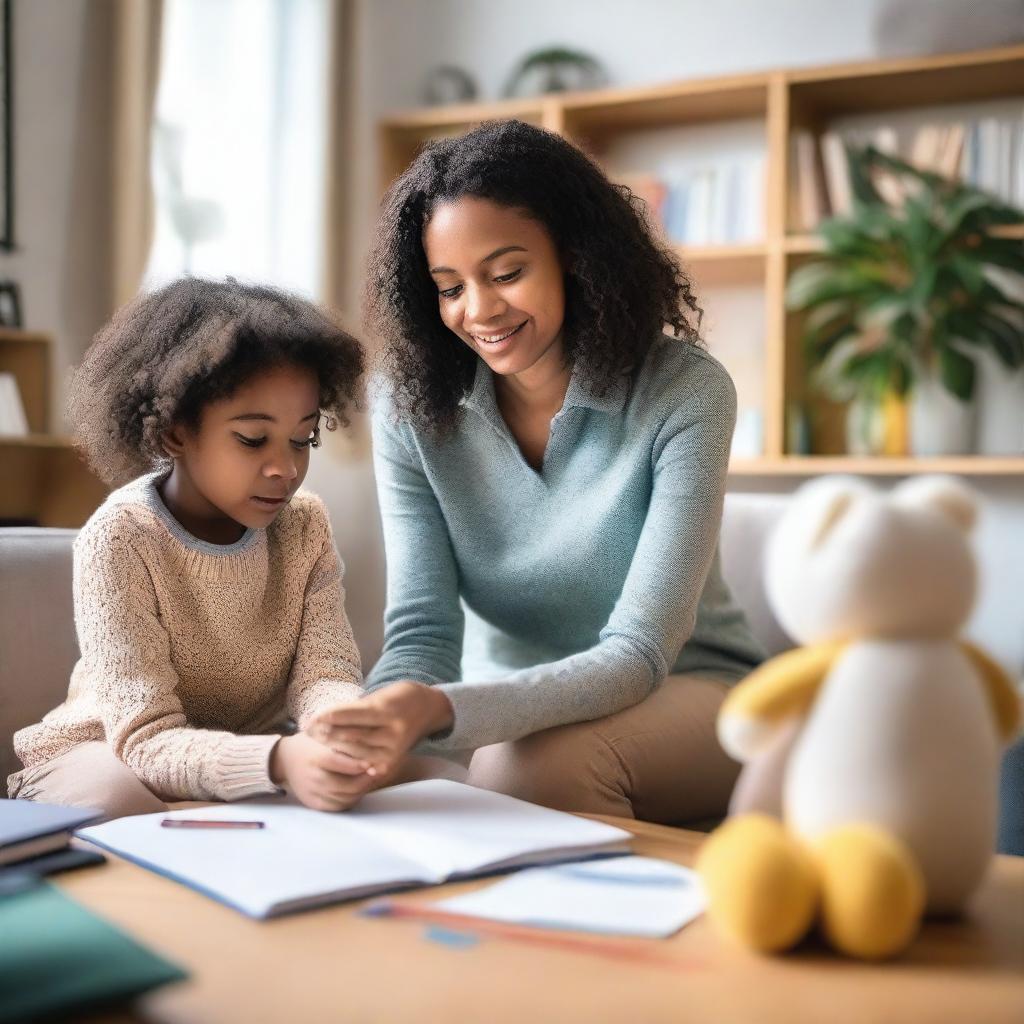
367, 335, 764, 752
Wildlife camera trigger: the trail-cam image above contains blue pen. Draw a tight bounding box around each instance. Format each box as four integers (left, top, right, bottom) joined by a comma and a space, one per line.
551, 864, 691, 888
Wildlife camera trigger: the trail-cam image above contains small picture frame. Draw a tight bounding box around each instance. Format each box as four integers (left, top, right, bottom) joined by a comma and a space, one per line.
0, 278, 21, 327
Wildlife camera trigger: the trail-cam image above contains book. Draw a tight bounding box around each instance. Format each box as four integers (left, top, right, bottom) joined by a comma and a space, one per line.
792, 131, 827, 231
616, 173, 668, 234
0, 799, 101, 866
820, 131, 852, 217
77, 779, 633, 919
0, 877, 185, 1021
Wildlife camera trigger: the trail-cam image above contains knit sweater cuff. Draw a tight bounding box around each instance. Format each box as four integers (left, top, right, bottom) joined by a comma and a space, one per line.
215, 734, 282, 800
417, 683, 494, 752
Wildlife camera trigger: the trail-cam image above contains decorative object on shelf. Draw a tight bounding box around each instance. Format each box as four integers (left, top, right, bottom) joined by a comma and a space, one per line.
974, 345, 1024, 455
731, 408, 764, 460
422, 66, 478, 107
787, 145, 1024, 457
0, 0, 12, 250
0, 277, 20, 326
0, 369, 27, 435
502, 47, 607, 99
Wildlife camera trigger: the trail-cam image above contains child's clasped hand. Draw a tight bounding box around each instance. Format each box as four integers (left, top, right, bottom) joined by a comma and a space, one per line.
307, 681, 454, 782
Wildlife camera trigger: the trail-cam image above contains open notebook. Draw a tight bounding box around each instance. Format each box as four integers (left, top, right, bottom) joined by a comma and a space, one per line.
77, 780, 632, 919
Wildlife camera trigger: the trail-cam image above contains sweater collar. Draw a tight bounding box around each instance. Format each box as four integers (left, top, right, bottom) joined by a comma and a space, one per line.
462, 359, 629, 420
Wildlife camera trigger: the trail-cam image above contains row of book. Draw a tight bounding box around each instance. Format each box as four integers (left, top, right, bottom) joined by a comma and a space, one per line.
0, 371, 28, 436
791, 113, 1024, 229
618, 157, 765, 246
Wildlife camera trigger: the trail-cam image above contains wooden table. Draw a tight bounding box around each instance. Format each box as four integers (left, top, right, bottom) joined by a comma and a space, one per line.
57, 818, 1024, 1024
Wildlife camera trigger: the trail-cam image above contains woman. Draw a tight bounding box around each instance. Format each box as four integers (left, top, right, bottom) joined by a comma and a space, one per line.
319, 119, 764, 822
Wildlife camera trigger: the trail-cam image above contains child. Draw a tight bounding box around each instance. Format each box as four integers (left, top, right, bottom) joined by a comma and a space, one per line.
8, 278, 379, 819
309, 119, 765, 821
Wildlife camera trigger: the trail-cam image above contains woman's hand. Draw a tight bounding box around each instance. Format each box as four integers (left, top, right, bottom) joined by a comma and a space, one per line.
269, 732, 378, 812
307, 682, 454, 777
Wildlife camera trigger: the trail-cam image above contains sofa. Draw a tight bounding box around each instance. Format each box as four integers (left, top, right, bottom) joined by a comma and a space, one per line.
1, 460, 1020, 852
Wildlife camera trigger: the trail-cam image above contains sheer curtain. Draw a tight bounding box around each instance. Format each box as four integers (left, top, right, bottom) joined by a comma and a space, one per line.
144, 0, 331, 299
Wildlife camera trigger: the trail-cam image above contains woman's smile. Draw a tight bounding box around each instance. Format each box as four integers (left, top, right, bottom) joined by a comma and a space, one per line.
470, 320, 528, 350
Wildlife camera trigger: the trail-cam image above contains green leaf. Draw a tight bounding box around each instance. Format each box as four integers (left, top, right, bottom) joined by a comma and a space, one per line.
846, 145, 885, 207
804, 321, 859, 365
937, 191, 996, 240
786, 261, 879, 310
938, 345, 976, 400
946, 253, 987, 296
976, 312, 1024, 368
971, 239, 1024, 276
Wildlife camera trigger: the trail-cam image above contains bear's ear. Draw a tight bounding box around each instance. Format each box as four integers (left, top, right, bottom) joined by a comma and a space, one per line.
809, 490, 856, 549
795, 477, 870, 551
893, 475, 977, 532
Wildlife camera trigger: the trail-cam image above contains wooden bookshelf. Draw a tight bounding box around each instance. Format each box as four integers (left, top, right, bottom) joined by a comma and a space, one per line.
378, 43, 1024, 477
0, 329, 106, 526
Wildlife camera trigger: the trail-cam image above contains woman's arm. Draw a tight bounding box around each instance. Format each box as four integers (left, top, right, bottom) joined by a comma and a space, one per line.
368, 364, 737, 754
284, 500, 364, 727
366, 413, 465, 690
77, 521, 282, 801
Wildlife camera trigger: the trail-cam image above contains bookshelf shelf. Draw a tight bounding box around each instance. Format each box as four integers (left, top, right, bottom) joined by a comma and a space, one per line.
379, 43, 1024, 479
730, 456, 1024, 477
676, 243, 766, 286
782, 234, 825, 254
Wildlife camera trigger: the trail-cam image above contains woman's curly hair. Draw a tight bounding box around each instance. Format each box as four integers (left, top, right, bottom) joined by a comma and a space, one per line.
364, 118, 702, 435
69, 277, 365, 487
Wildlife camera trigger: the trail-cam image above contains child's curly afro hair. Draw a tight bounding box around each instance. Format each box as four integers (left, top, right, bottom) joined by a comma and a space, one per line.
69, 277, 365, 487
364, 118, 702, 435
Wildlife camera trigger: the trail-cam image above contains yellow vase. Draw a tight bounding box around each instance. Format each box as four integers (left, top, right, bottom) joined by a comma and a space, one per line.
881, 391, 908, 456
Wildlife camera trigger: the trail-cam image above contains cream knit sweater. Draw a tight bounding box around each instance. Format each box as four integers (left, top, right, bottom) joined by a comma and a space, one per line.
8, 472, 363, 802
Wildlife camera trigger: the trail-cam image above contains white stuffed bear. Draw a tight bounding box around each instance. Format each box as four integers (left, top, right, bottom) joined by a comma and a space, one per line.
698, 476, 1021, 960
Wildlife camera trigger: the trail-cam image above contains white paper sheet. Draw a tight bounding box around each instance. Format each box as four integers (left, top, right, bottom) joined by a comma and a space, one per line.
432, 855, 706, 938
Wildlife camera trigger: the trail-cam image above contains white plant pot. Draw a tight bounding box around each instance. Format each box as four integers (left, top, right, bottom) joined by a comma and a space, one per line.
909, 368, 976, 457
846, 394, 888, 457
974, 347, 1024, 456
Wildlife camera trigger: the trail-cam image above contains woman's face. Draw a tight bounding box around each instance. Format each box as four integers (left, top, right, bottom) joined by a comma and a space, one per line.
423, 196, 566, 383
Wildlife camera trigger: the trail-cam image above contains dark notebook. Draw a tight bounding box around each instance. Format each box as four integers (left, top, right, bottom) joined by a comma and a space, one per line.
0, 799, 102, 865
0, 877, 186, 1023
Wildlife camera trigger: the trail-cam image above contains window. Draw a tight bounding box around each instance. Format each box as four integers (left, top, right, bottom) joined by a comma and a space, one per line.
144, 0, 330, 298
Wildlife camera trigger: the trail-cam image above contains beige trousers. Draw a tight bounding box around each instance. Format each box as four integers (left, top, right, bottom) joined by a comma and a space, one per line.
13, 676, 738, 825
467, 674, 739, 823
14, 742, 168, 821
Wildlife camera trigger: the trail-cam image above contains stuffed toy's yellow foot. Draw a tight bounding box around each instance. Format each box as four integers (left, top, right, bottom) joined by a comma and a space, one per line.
697, 814, 818, 953
814, 824, 925, 960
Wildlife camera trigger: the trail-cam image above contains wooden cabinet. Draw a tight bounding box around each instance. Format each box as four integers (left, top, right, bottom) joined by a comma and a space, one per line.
0, 329, 106, 526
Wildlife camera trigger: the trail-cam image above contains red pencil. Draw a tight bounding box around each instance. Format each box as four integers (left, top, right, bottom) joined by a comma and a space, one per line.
362, 899, 702, 972
160, 819, 265, 830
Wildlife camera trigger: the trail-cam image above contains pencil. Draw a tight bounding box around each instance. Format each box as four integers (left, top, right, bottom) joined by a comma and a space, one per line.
361, 900, 701, 972
160, 819, 265, 829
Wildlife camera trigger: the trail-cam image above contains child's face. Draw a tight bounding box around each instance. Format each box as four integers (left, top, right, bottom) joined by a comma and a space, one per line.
423, 196, 566, 383
167, 363, 321, 532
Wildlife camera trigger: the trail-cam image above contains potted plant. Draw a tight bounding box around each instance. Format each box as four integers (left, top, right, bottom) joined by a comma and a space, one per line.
787, 145, 1024, 457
